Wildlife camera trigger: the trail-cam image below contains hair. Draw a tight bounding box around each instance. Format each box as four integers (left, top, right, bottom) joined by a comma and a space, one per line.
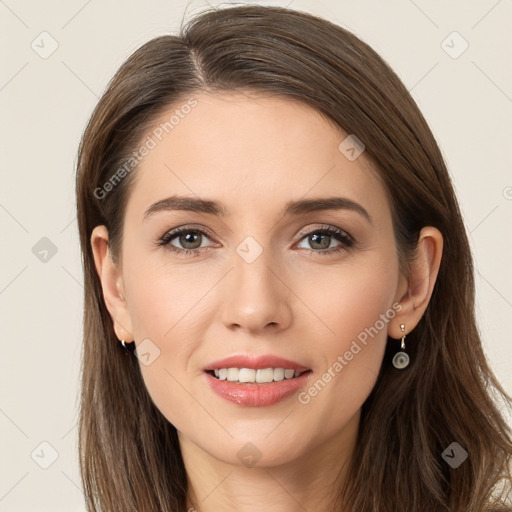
75, 5, 512, 511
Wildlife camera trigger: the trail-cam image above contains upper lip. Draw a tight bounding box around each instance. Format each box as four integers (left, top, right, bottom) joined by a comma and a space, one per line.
204, 355, 310, 372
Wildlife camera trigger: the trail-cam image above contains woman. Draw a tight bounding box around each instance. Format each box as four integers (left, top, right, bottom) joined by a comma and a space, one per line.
75, 5, 512, 511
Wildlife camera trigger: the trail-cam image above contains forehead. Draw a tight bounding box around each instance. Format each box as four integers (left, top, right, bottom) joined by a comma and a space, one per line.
125, 90, 388, 220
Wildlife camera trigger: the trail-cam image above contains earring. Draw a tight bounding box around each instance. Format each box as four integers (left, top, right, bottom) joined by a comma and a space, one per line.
392, 324, 410, 369
120, 339, 133, 351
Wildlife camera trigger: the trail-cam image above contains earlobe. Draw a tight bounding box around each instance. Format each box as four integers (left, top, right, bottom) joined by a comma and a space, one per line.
90, 225, 134, 342
389, 226, 443, 338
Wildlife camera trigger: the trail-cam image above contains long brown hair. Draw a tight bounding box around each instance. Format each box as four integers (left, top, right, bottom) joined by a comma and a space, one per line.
75, 5, 512, 511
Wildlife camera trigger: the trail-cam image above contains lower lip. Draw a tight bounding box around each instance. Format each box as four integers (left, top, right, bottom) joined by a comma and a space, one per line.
205, 371, 312, 407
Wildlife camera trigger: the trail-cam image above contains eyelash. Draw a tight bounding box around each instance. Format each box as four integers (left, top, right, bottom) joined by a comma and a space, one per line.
156, 224, 355, 257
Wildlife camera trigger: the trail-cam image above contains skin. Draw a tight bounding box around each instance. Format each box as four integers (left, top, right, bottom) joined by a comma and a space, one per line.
91, 91, 443, 512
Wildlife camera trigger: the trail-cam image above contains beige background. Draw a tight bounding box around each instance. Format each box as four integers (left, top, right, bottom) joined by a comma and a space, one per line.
1, 0, 511, 510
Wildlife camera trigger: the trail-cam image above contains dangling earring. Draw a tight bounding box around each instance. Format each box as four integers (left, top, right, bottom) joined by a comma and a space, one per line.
392, 324, 410, 369
120, 339, 127, 350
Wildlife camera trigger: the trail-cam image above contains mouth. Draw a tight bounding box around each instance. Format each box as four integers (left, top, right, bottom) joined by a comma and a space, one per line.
203, 355, 313, 407
204, 368, 313, 407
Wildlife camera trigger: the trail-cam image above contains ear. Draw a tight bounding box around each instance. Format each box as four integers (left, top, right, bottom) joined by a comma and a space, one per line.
389, 226, 443, 338
90, 225, 134, 343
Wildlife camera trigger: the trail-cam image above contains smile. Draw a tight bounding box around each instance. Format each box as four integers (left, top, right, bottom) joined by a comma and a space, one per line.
208, 367, 307, 383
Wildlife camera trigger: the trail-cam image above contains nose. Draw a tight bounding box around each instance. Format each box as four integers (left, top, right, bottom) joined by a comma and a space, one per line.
220, 247, 293, 335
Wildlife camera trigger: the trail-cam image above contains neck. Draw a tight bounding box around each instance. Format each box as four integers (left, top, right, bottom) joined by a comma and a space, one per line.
180, 412, 359, 512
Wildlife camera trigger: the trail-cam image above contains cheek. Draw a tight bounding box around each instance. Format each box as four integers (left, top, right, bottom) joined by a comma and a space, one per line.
121, 262, 219, 429
296, 253, 398, 350
124, 259, 210, 340
293, 258, 398, 432
123, 273, 199, 432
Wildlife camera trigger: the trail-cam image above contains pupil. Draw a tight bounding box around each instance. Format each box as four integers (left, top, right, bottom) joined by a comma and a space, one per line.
311, 233, 329, 250
181, 232, 200, 249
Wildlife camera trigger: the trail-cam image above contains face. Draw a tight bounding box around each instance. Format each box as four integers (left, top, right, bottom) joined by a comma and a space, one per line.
108, 91, 406, 467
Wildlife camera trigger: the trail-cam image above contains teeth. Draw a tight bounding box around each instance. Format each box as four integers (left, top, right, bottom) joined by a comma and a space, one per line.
211, 367, 304, 383
256, 368, 274, 383
239, 368, 256, 383
227, 368, 239, 382
273, 368, 285, 381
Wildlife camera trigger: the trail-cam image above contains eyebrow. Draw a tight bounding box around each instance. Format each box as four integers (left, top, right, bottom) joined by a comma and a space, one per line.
143, 195, 372, 224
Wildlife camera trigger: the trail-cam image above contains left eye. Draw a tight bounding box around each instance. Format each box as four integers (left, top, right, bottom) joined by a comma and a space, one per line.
297, 230, 346, 251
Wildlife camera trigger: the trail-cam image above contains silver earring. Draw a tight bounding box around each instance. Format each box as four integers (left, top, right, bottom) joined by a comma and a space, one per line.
392, 324, 410, 369
120, 339, 127, 349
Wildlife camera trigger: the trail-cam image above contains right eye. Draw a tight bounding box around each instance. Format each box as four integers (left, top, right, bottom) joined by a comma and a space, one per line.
157, 227, 217, 256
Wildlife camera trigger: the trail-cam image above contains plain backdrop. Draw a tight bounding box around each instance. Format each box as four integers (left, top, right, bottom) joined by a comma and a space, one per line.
1, 0, 511, 510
